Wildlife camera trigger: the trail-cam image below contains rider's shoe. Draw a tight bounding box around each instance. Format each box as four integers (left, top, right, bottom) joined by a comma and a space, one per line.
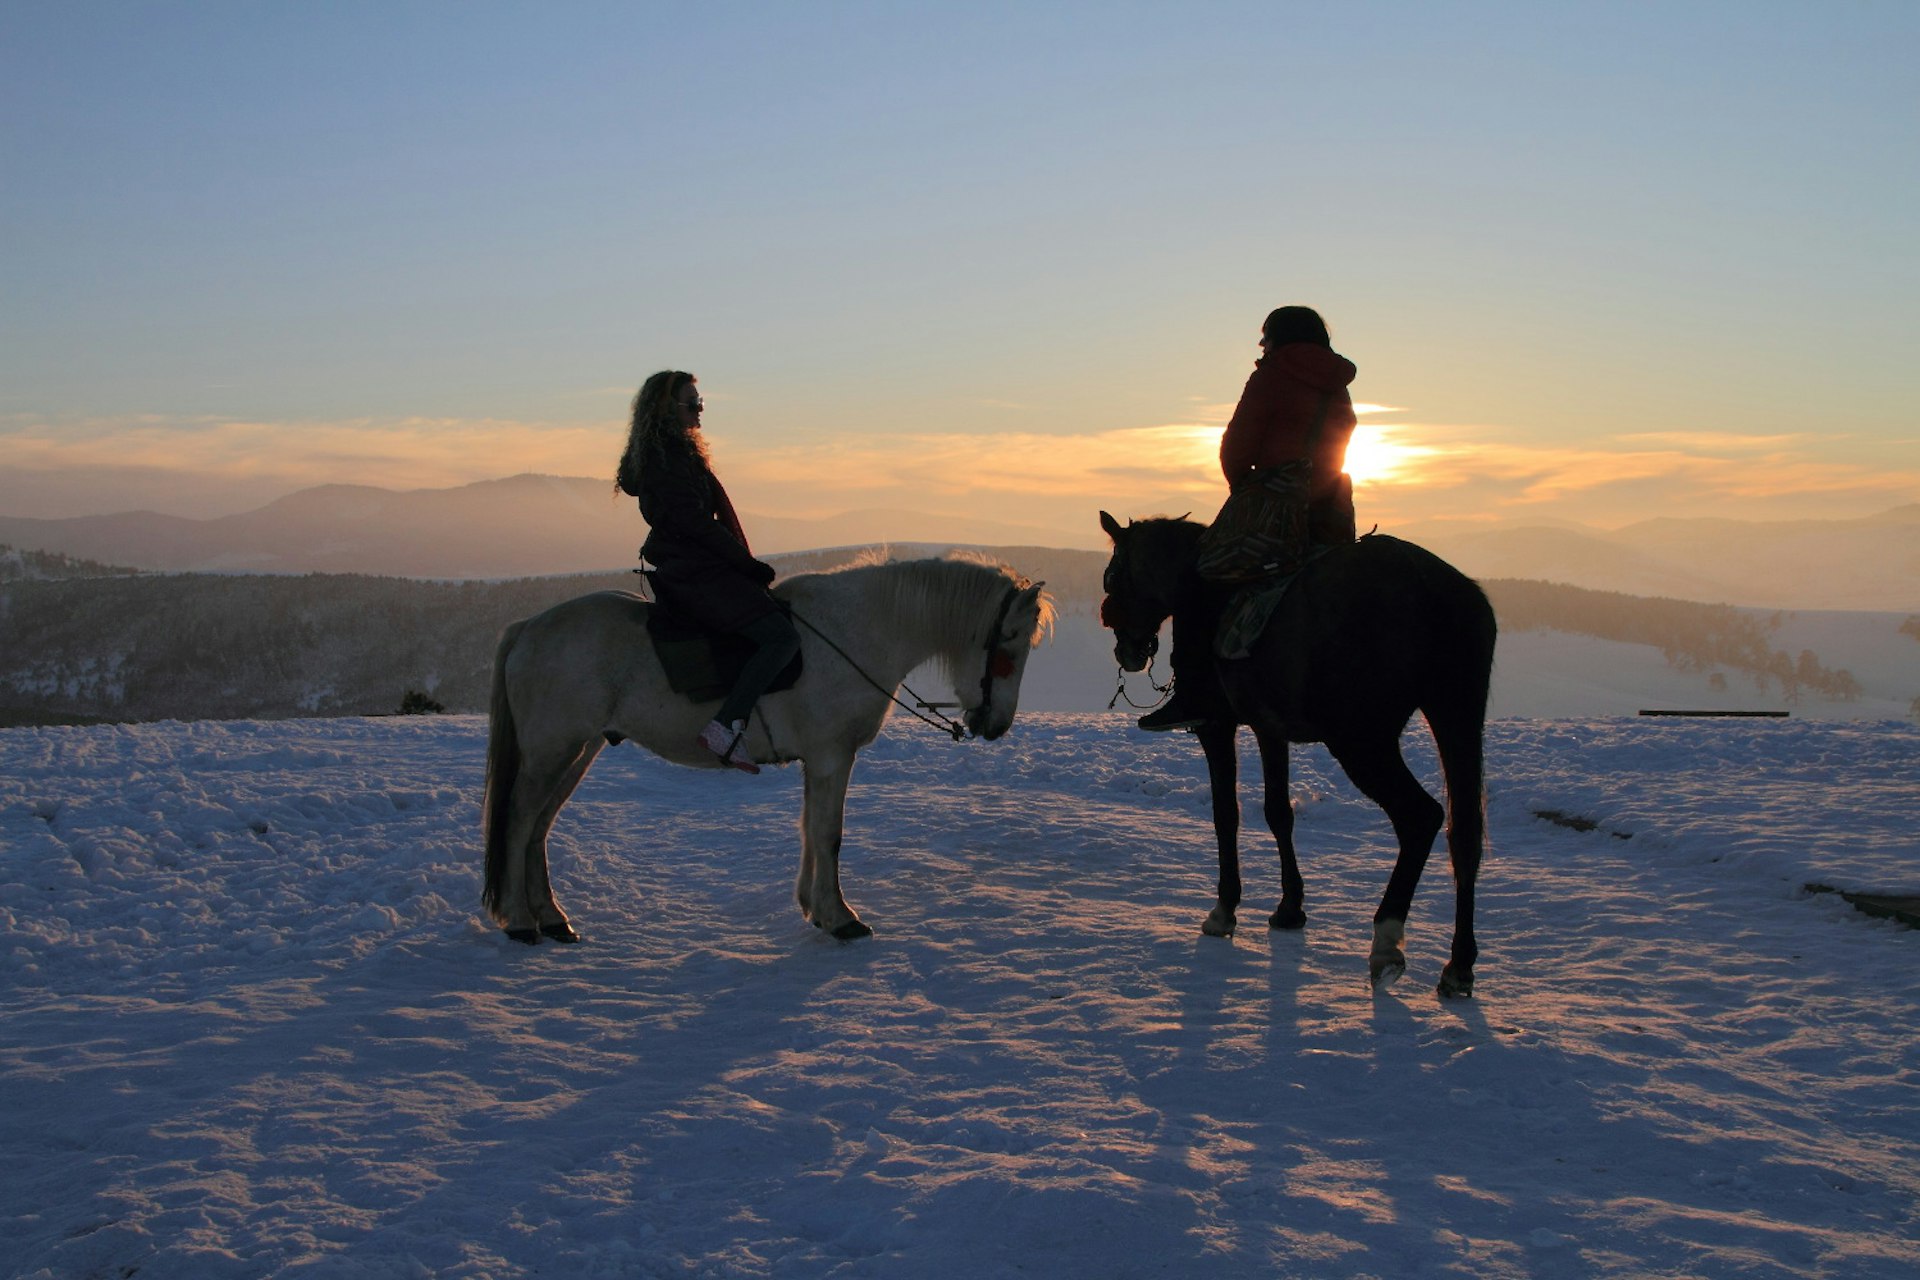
697, 719, 761, 773
1136, 696, 1207, 732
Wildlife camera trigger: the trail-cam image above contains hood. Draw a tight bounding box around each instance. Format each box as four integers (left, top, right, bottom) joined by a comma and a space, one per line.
1264, 343, 1357, 390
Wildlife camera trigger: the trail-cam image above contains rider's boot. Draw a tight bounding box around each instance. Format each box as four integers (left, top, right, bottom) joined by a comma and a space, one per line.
1137, 694, 1207, 732
1137, 585, 1229, 732
697, 718, 761, 774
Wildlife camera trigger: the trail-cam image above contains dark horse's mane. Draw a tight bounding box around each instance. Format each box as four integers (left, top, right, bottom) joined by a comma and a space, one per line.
1109, 516, 1204, 581
1133, 514, 1204, 535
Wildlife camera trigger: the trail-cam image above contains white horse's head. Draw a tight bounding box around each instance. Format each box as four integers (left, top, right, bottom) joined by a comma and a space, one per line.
959, 577, 1053, 740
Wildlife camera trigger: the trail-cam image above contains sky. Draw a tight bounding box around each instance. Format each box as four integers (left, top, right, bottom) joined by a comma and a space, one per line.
2, 1, 1916, 544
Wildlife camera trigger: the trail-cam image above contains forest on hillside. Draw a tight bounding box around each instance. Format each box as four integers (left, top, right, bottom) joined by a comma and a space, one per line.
1483, 579, 1863, 702
0, 545, 135, 581
0, 565, 632, 726
0, 545, 1877, 726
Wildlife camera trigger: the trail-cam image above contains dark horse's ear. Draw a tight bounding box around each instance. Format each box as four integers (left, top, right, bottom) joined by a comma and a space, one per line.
1098, 510, 1125, 541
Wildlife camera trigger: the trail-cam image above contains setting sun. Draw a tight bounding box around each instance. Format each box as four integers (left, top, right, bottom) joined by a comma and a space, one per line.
1343, 422, 1432, 486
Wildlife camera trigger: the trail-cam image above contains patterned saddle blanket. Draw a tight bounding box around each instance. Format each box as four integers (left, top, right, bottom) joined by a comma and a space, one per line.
1214, 542, 1344, 661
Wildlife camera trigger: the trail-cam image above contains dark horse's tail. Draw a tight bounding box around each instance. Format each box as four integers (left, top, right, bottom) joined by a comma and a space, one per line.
1427, 580, 1497, 886
481, 620, 529, 923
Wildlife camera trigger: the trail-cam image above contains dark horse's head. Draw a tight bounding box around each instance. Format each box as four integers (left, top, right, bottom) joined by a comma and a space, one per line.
1098, 510, 1204, 672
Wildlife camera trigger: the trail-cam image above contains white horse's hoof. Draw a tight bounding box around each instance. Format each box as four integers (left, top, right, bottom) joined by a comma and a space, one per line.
830, 919, 874, 942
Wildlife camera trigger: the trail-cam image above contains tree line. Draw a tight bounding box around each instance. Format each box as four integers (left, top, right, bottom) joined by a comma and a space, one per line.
0, 546, 1882, 726
1483, 579, 1863, 703
0, 566, 645, 726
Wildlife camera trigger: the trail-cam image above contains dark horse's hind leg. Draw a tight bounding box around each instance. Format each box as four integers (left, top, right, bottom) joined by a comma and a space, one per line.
1194, 722, 1241, 936
1326, 734, 1445, 989
1249, 725, 1305, 929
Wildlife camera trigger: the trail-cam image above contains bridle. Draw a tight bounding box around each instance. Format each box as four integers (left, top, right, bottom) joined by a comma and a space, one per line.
1100, 539, 1175, 710
971, 582, 1024, 729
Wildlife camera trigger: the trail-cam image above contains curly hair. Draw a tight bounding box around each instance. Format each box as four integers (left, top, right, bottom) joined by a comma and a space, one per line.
615, 370, 708, 497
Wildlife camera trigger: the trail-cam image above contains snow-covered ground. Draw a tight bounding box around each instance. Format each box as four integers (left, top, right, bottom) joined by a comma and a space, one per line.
3, 712, 1916, 1278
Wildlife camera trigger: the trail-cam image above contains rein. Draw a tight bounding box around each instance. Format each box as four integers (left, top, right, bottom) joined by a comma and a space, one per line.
1107, 659, 1175, 710
788, 582, 1023, 743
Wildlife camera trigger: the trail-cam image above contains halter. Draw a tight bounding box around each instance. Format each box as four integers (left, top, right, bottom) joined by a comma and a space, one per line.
1100, 537, 1176, 711
973, 583, 1024, 723
790, 581, 1026, 742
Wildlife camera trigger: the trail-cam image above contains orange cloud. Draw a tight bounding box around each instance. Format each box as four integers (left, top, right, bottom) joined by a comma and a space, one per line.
5, 412, 1914, 532
1, 413, 613, 492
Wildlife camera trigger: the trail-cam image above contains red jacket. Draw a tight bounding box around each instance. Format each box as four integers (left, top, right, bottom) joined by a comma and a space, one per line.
1218, 343, 1358, 499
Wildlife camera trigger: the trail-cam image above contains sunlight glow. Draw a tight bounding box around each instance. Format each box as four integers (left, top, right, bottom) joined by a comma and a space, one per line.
1342, 426, 1434, 487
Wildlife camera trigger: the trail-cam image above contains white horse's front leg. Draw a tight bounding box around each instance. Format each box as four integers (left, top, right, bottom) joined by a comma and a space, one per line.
800, 759, 868, 940
795, 787, 819, 921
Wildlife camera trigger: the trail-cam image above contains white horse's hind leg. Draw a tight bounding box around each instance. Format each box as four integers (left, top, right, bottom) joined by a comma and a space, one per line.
498, 739, 597, 943
800, 758, 868, 940
521, 740, 603, 943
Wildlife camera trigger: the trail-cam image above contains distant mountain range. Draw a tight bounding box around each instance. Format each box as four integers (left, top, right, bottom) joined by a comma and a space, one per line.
1401, 508, 1920, 612
1, 473, 1914, 610
0, 475, 1074, 581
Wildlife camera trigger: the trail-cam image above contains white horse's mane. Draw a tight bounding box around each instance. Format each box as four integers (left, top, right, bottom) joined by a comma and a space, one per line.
779, 553, 1054, 685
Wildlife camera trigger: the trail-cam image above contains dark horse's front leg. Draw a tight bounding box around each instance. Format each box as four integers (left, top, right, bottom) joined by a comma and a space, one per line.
1195, 722, 1241, 937
1250, 724, 1306, 929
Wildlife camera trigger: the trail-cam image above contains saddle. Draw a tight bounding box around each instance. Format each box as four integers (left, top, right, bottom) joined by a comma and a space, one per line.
643, 592, 803, 703
1210, 479, 1360, 661
1213, 538, 1353, 662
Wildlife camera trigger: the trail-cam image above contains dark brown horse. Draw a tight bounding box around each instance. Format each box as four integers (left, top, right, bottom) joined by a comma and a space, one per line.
1098, 512, 1496, 998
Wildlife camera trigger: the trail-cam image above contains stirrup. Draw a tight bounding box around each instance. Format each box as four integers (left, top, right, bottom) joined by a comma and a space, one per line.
697, 719, 761, 774
1137, 699, 1206, 733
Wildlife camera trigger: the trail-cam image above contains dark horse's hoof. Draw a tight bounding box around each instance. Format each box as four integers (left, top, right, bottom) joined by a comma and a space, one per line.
1268, 904, 1306, 930
505, 928, 541, 946
1437, 964, 1475, 999
830, 919, 874, 942
540, 922, 581, 944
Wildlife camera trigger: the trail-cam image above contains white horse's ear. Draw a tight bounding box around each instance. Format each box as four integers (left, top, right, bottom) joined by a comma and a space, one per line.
1099, 510, 1124, 540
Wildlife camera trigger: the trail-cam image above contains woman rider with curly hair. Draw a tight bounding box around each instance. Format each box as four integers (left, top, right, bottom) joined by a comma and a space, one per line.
617, 371, 799, 772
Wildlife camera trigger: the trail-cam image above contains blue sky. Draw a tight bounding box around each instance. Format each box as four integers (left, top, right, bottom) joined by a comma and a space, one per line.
2, 2, 1915, 540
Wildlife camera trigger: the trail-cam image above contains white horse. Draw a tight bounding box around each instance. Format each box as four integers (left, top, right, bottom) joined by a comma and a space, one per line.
483, 556, 1053, 944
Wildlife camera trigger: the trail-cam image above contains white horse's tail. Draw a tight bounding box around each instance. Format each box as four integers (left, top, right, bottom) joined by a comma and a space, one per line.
481, 620, 529, 922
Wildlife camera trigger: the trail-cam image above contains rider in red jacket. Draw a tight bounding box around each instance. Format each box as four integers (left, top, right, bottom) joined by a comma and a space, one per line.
1139, 306, 1359, 732
1219, 332, 1357, 501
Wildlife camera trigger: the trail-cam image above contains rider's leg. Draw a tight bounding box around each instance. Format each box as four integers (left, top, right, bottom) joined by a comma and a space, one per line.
1138, 578, 1231, 731
704, 610, 802, 761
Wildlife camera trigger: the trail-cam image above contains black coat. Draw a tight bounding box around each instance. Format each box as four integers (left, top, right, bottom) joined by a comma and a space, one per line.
636, 443, 779, 632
